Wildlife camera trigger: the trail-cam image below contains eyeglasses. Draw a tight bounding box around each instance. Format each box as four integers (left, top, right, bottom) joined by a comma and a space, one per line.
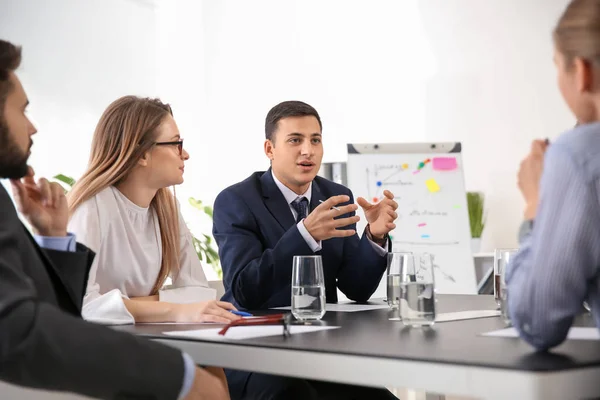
218, 313, 292, 338
155, 139, 184, 156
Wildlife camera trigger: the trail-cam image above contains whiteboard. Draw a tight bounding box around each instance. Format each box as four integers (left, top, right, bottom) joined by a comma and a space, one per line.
347, 142, 476, 295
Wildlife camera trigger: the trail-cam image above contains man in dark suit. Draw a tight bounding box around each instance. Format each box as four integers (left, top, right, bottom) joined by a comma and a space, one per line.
213, 101, 398, 399
0, 40, 228, 400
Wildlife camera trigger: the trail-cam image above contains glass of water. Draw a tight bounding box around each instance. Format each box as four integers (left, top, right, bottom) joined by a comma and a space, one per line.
494, 248, 517, 324
387, 252, 413, 309
291, 255, 326, 321
398, 253, 436, 327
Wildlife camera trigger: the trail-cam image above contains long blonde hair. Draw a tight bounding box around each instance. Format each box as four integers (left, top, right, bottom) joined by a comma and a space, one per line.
69, 96, 180, 295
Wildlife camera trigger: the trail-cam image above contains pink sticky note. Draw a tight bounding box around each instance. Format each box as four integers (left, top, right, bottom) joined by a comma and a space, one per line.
418, 223, 427, 227
432, 157, 458, 171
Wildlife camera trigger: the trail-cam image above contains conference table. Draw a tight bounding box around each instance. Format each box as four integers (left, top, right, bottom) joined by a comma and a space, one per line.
114, 294, 600, 400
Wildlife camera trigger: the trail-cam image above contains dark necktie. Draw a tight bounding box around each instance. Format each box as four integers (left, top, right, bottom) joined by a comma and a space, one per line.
291, 197, 309, 223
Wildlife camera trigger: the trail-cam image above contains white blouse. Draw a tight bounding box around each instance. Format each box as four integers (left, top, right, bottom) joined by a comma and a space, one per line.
68, 186, 215, 325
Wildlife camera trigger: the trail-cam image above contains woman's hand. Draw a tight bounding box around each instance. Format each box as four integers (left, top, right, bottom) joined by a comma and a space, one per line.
175, 300, 241, 323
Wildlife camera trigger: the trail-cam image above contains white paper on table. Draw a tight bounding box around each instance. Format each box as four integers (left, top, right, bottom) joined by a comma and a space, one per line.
272, 303, 389, 313
435, 310, 500, 322
163, 325, 340, 340
483, 327, 600, 340
138, 317, 262, 325
388, 309, 500, 322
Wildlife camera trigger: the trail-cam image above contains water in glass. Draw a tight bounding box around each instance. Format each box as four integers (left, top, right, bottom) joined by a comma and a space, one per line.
291, 255, 326, 321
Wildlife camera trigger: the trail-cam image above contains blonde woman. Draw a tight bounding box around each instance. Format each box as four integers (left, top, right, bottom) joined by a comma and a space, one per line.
68, 96, 240, 325
508, 0, 600, 350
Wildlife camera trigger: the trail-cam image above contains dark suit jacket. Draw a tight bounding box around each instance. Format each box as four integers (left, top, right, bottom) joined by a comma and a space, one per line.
0, 185, 185, 400
213, 170, 388, 310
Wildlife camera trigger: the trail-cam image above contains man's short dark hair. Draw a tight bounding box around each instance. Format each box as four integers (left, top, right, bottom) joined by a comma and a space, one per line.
0, 40, 22, 112
265, 100, 322, 142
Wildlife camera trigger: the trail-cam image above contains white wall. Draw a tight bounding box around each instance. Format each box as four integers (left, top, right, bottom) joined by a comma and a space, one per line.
0, 0, 160, 181
0, 0, 574, 255
200, 0, 575, 251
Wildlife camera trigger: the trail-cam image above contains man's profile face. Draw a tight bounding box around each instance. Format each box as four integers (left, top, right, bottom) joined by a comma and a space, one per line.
0, 72, 36, 179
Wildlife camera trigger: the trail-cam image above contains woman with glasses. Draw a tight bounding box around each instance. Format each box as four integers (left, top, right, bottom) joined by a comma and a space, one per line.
67, 96, 240, 325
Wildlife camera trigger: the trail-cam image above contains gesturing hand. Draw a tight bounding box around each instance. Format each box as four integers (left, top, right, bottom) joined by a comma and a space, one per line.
303, 195, 360, 242
356, 190, 398, 239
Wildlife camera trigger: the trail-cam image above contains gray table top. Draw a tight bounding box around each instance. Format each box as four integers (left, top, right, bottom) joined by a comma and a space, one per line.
114, 294, 600, 372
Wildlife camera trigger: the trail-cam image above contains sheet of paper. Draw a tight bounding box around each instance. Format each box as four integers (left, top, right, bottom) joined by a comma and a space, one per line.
164, 325, 339, 340
432, 157, 458, 171
435, 309, 500, 322
389, 309, 500, 322
425, 179, 440, 193
272, 303, 389, 312
139, 316, 262, 325
483, 327, 600, 340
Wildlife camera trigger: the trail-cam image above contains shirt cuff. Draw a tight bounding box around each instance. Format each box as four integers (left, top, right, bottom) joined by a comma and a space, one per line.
365, 227, 388, 256
517, 220, 534, 245
367, 237, 388, 256
178, 352, 196, 400
34, 232, 77, 252
297, 220, 322, 252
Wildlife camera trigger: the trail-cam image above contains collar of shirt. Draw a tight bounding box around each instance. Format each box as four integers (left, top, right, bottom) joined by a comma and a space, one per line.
271, 170, 312, 205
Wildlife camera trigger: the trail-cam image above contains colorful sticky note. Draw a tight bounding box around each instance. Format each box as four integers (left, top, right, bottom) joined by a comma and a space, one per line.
418, 223, 427, 227
432, 157, 458, 171
402, 163, 409, 170
421, 234, 430, 239
425, 179, 440, 193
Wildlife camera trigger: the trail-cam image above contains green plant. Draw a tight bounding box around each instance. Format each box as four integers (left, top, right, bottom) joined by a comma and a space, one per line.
53, 174, 76, 193
188, 197, 222, 279
53, 174, 222, 278
467, 191, 485, 238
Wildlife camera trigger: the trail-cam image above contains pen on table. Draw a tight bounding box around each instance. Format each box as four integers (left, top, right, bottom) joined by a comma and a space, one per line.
319, 199, 340, 211
230, 310, 253, 317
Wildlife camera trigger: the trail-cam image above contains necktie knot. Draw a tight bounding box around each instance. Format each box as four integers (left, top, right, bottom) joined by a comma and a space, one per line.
291, 197, 309, 223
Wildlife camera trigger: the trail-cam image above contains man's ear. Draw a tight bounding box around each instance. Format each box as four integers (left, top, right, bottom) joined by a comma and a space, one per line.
264, 139, 275, 161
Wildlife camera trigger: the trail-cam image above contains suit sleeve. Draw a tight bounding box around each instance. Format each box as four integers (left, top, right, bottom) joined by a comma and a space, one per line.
0, 206, 185, 399
41, 243, 94, 312
213, 189, 314, 309
336, 190, 388, 302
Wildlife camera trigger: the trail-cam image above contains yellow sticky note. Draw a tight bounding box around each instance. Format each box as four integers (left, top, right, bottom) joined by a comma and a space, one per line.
402, 163, 409, 170
426, 179, 440, 193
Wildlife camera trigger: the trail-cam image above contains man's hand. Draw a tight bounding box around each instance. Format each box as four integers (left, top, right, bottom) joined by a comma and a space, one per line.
357, 190, 398, 239
10, 166, 69, 237
303, 195, 360, 242
518, 140, 549, 219
184, 367, 230, 400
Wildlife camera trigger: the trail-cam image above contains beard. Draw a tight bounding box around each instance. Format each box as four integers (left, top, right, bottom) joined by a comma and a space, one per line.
0, 118, 30, 179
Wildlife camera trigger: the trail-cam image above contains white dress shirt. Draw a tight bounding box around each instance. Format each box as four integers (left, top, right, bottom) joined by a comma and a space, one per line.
68, 186, 215, 325
271, 172, 387, 255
